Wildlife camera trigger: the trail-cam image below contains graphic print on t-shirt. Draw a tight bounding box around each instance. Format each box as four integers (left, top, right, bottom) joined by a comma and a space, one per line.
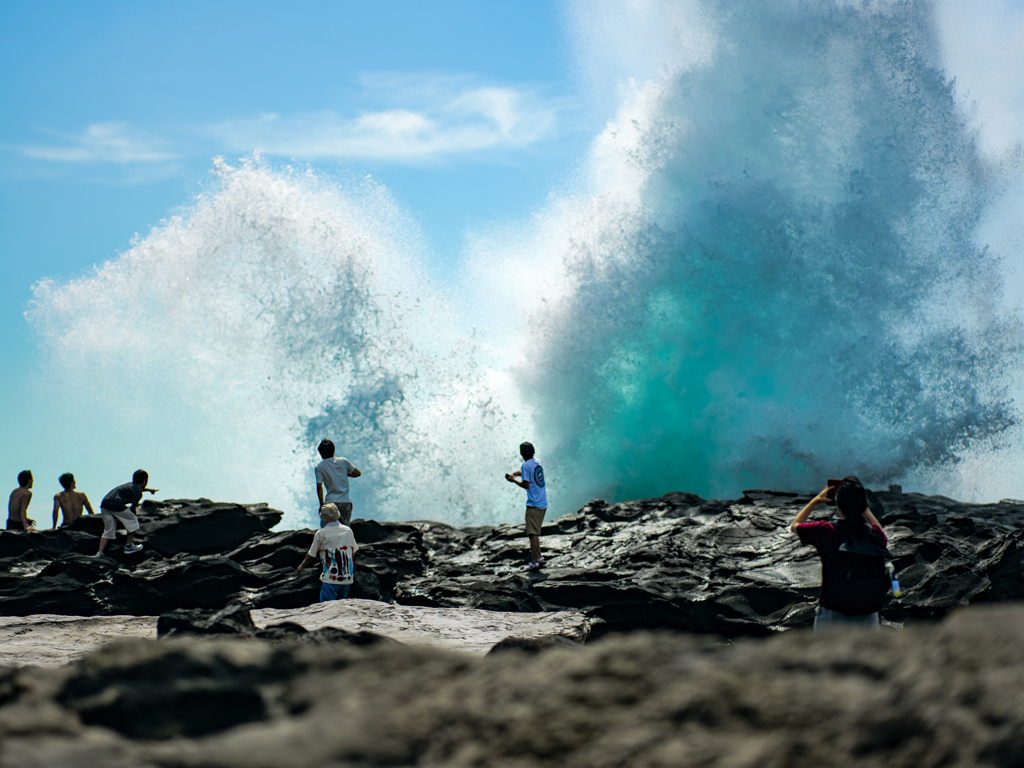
522, 458, 548, 509
322, 546, 354, 583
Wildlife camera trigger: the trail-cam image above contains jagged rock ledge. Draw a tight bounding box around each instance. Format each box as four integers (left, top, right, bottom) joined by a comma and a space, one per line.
1, 490, 1023, 639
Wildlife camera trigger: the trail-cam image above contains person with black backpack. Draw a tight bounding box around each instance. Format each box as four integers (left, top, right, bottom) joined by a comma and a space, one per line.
790, 476, 893, 631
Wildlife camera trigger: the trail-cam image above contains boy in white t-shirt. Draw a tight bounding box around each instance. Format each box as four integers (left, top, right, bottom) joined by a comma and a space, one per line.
297, 503, 358, 601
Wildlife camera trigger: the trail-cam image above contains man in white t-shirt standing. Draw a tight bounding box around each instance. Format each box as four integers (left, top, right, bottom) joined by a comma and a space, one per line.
314, 439, 361, 525
297, 503, 358, 601
505, 441, 548, 571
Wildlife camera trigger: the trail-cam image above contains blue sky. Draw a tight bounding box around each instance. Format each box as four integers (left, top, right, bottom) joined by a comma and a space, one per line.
1, 0, 592, 371
4, 0, 1024, 518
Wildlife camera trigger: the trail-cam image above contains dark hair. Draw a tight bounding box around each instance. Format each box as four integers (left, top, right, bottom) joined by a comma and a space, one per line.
835, 476, 868, 534
318, 439, 335, 459
132, 469, 149, 486
59, 473, 74, 490
519, 442, 535, 459
17, 470, 32, 487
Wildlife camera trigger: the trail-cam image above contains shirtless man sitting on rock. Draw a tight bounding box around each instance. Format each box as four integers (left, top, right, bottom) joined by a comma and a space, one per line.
7, 470, 36, 531
52, 473, 95, 528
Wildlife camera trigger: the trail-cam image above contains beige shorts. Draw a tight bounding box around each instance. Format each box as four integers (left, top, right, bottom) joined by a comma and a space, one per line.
100, 507, 140, 540
525, 506, 547, 537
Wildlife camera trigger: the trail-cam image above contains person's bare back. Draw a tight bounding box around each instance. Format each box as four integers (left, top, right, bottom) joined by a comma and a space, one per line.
7, 470, 35, 531
53, 491, 93, 527
53, 490, 91, 527
52, 473, 94, 528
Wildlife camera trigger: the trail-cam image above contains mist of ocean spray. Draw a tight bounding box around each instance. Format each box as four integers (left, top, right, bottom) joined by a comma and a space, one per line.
512, 0, 1021, 504
26, 1, 1024, 525
28, 158, 528, 528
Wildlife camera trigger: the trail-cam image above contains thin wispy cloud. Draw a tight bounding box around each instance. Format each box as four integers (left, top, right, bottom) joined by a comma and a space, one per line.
4, 74, 564, 176
210, 74, 562, 162
10, 122, 178, 163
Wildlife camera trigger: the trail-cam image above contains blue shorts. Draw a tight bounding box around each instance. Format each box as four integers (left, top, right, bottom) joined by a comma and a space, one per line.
319, 582, 351, 602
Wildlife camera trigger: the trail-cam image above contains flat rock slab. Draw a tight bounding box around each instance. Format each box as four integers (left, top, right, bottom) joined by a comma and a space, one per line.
251, 598, 590, 655
0, 615, 157, 667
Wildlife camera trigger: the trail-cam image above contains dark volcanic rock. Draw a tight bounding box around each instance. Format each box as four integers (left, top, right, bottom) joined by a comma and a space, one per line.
3, 491, 1024, 639
157, 605, 399, 651
0, 527, 97, 559
1, 604, 1022, 767
487, 633, 583, 655
157, 604, 257, 637
138, 498, 281, 556
391, 490, 1024, 637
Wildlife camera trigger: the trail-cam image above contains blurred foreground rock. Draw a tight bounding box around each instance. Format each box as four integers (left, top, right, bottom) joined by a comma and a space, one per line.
1, 604, 1022, 768
2, 491, 1023, 636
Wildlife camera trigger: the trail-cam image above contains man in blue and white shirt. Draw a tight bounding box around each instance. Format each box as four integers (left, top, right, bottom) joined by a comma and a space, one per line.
505, 441, 548, 571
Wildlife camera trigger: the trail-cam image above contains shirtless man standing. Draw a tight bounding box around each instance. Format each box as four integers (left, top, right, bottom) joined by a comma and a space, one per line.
7, 470, 36, 531
52, 473, 95, 528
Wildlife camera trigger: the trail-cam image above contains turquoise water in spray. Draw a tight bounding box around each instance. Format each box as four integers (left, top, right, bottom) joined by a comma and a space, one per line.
27, 1, 1024, 526
521, 1, 1020, 502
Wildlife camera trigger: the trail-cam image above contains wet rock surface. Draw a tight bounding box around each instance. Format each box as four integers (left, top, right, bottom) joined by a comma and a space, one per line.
1, 491, 1023, 637
1, 604, 1022, 767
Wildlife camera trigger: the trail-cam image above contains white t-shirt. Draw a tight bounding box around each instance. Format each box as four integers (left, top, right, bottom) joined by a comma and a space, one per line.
521, 458, 548, 509
315, 457, 355, 503
308, 522, 358, 584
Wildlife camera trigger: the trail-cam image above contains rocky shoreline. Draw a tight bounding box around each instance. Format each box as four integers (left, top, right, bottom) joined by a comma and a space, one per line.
2, 489, 1023, 766
2, 489, 1023, 637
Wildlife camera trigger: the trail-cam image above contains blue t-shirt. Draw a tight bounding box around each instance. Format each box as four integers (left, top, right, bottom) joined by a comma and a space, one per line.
521, 458, 548, 509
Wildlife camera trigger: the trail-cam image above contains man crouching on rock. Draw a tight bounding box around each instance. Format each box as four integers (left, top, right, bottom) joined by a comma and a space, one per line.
505, 441, 548, 571
95, 469, 157, 557
298, 503, 358, 601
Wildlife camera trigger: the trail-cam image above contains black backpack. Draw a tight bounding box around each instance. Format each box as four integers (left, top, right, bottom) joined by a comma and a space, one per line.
823, 522, 894, 615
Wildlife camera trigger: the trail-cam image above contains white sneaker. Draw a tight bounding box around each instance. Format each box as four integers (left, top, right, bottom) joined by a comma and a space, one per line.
124, 543, 144, 554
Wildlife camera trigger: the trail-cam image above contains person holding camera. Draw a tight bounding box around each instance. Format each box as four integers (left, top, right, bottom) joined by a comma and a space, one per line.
790, 476, 891, 631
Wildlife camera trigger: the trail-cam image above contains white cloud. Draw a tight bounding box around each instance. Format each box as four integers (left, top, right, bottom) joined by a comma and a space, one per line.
210, 75, 561, 162
11, 122, 179, 163
5, 74, 563, 171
